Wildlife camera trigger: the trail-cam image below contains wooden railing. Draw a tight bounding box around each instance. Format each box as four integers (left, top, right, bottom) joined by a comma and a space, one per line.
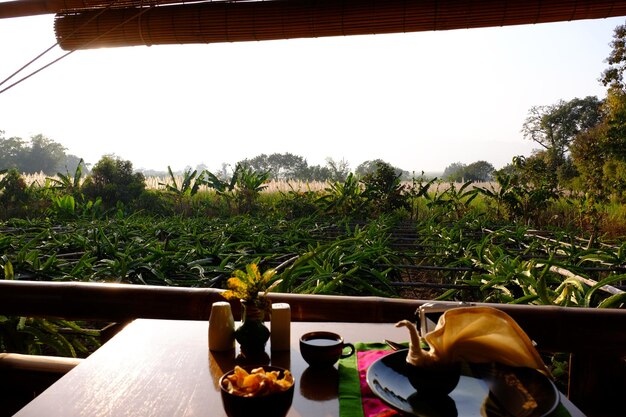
1, 280, 625, 416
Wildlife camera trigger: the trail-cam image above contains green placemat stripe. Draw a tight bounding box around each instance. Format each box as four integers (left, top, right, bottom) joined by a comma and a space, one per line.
338, 343, 390, 417
338, 346, 362, 417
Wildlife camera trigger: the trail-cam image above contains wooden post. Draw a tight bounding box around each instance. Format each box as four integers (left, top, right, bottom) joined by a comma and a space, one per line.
569, 352, 626, 417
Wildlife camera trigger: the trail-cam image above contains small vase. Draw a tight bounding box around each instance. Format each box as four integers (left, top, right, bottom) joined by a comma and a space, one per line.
235, 300, 270, 356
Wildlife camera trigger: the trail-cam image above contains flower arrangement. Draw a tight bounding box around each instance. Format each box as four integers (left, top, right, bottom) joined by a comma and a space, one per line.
222, 263, 281, 313
221, 263, 282, 354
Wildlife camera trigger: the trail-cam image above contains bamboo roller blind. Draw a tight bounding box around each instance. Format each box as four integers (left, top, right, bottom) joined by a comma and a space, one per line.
53, 0, 626, 50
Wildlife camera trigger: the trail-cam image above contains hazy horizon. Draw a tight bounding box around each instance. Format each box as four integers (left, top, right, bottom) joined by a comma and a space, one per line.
2, 14, 624, 174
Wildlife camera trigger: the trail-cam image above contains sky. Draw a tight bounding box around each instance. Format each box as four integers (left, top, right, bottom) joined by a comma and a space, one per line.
1, 13, 625, 174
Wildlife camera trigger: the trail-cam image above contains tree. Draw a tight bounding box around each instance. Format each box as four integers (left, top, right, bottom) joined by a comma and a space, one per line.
0, 133, 72, 174
0, 134, 27, 170
24, 134, 67, 174
239, 153, 308, 181
215, 163, 232, 182
515, 153, 558, 190
568, 22, 626, 200
521, 97, 604, 190
238, 154, 269, 176
600, 22, 626, 90
269, 153, 308, 180
82, 155, 146, 208
603, 158, 626, 199
521, 97, 604, 164
325, 158, 350, 182
355, 159, 404, 179
463, 160, 495, 182
571, 124, 610, 197
59, 154, 89, 175
603, 86, 626, 162
600, 22, 626, 163
0, 168, 29, 209
361, 161, 409, 214
600, 22, 626, 165
301, 164, 332, 181
355, 160, 383, 177
442, 162, 467, 182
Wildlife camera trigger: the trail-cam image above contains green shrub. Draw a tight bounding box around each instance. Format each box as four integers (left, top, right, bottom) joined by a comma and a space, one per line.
0, 169, 31, 218
361, 161, 409, 215
316, 173, 366, 216
275, 189, 321, 219
82, 155, 146, 209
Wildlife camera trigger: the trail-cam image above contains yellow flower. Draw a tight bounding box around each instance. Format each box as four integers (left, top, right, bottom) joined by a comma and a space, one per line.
222, 263, 280, 310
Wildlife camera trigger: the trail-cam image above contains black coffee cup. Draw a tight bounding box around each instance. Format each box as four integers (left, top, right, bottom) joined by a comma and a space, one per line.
299, 331, 355, 367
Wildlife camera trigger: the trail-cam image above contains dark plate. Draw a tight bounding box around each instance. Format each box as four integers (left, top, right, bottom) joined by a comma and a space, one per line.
366, 350, 559, 417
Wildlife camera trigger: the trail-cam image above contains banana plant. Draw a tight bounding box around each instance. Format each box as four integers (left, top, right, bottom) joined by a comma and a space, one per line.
204, 167, 239, 214
425, 180, 479, 220
159, 166, 205, 197
316, 172, 366, 216
48, 194, 77, 220
406, 174, 438, 220
476, 171, 559, 224
46, 159, 85, 196
234, 164, 270, 213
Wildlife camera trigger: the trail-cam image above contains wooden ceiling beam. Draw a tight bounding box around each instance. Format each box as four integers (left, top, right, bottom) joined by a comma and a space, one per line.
0, 0, 212, 19
0, 0, 64, 19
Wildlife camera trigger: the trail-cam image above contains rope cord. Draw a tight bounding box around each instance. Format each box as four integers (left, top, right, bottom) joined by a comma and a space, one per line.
0, 44, 58, 88
0, 2, 154, 96
0, 50, 76, 95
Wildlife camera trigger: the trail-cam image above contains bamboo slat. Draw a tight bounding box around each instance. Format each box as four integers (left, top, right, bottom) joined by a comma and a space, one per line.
52, 0, 626, 50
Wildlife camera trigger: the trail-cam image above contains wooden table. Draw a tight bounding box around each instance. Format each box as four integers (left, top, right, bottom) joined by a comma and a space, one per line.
14, 319, 585, 417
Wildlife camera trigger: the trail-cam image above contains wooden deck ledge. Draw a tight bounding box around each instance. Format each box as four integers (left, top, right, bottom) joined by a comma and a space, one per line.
0, 353, 83, 374
1, 280, 625, 354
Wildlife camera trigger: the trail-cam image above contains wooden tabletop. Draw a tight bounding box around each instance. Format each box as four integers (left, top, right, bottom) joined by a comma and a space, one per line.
14, 319, 584, 417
